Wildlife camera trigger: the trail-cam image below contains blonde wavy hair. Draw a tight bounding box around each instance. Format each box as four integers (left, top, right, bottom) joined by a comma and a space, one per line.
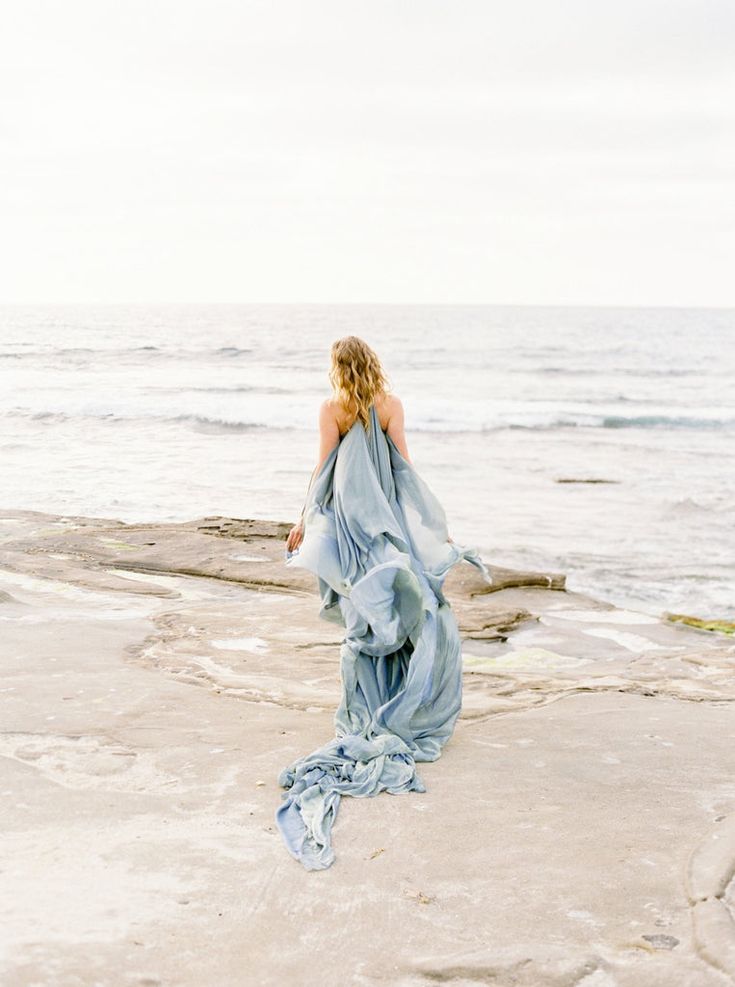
328, 336, 391, 434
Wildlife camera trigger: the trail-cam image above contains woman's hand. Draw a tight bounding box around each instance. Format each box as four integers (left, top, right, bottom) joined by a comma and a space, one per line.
286, 519, 305, 553
447, 534, 454, 543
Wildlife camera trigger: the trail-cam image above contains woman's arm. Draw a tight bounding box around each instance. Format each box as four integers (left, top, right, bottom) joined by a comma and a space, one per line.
315, 399, 341, 474
286, 401, 341, 552
302, 400, 340, 511
386, 395, 412, 464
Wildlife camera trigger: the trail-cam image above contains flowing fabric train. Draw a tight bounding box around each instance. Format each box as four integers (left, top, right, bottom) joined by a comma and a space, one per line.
275, 403, 491, 869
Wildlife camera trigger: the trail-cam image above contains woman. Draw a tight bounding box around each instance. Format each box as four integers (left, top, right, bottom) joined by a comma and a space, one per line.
286, 337, 416, 554
275, 336, 490, 870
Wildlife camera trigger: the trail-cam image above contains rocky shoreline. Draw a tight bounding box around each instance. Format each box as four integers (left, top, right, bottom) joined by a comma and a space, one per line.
1, 509, 734, 986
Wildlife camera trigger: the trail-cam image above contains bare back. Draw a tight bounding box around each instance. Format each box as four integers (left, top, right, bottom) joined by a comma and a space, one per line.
323, 392, 412, 464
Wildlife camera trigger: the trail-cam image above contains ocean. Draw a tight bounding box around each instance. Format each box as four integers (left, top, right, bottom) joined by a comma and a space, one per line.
1, 303, 733, 620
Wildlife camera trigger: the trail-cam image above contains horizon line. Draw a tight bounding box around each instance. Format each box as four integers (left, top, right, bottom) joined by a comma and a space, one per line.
1, 300, 734, 311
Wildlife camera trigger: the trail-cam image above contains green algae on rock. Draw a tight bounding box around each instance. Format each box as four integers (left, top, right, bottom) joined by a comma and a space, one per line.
664, 612, 735, 636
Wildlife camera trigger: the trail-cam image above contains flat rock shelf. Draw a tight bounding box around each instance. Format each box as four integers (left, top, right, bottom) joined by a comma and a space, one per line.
1, 510, 734, 987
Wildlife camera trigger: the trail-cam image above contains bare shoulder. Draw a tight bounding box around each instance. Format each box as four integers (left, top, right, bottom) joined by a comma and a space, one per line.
375, 391, 403, 430
320, 396, 347, 434
320, 397, 339, 417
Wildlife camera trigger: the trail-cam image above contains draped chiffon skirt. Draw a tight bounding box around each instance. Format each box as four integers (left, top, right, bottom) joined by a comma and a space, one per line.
275, 403, 491, 870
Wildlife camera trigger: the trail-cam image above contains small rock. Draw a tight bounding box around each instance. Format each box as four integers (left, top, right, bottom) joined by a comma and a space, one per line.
641, 933, 679, 950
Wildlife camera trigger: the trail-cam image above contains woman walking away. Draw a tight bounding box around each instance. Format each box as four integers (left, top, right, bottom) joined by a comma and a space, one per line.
275, 335, 491, 870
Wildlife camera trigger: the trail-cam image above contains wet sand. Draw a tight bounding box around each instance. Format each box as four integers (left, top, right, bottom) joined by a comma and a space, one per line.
1, 510, 734, 986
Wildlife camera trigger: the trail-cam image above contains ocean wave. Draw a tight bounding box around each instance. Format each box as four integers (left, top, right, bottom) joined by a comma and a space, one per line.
6, 407, 735, 433
1, 346, 97, 358
490, 413, 735, 431
215, 346, 253, 357
599, 414, 733, 429
0, 344, 253, 361
20, 410, 269, 432
171, 414, 266, 432
538, 366, 706, 378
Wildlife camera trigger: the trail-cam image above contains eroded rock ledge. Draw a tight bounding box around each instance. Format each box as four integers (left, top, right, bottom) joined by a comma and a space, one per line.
2, 509, 735, 986
1, 509, 733, 718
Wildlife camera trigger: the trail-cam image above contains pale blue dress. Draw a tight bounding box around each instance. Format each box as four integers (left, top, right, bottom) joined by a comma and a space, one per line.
275, 402, 491, 870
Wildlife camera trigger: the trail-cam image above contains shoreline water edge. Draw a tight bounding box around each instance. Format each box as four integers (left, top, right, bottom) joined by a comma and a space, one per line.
3, 303, 734, 623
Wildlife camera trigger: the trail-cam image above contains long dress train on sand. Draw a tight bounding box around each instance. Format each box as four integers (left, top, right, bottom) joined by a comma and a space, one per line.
275, 402, 491, 870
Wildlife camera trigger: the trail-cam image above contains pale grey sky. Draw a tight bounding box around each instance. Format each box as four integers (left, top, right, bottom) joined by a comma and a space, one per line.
1, 0, 733, 305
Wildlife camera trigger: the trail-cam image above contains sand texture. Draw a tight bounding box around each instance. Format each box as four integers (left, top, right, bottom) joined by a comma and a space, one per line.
1, 510, 734, 987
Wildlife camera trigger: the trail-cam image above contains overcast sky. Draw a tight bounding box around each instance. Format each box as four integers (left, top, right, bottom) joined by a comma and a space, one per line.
1, 0, 733, 305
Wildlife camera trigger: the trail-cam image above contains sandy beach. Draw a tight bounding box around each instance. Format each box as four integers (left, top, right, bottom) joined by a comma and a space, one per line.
2, 509, 734, 986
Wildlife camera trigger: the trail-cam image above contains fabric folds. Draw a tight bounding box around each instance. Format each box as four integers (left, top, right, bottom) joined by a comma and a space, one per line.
275, 403, 491, 870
